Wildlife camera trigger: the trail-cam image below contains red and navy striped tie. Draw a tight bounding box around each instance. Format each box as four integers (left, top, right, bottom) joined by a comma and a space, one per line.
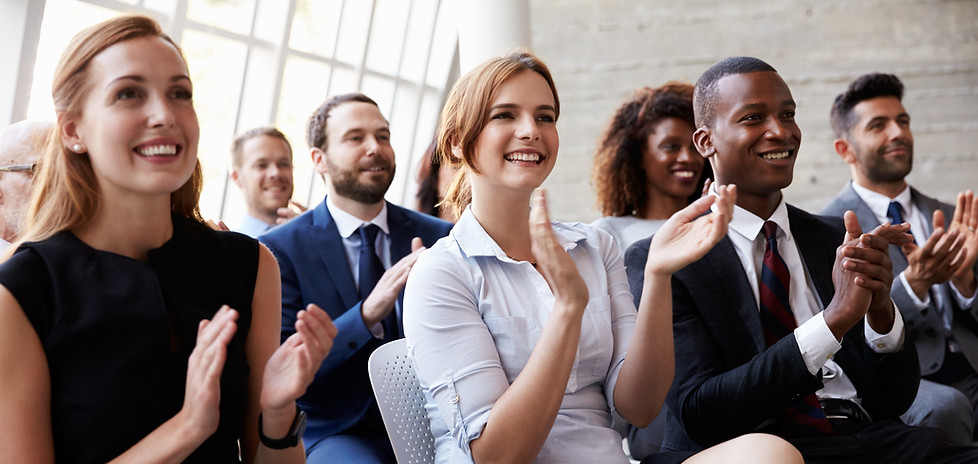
759, 221, 835, 436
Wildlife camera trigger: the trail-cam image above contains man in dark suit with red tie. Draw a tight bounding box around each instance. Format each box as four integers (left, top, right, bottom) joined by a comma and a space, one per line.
625, 57, 978, 463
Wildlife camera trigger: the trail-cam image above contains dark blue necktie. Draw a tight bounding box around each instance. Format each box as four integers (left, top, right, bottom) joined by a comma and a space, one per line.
887, 201, 905, 225
758, 221, 835, 436
358, 224, 383, 300
358, 224, 398, 340
887, 201, 917, 244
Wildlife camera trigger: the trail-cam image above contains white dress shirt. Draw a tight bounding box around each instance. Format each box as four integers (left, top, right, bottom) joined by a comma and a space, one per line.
326, 196, 391, 337
850, 183, 976, 326
721, 192, 905, 404
403, 207, 635, 463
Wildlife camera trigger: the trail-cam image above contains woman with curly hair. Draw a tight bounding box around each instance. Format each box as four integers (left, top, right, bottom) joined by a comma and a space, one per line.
591, 82, 710, 252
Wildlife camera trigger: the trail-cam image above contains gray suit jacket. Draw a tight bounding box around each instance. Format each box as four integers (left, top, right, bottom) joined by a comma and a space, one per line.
821, 182, 978, 375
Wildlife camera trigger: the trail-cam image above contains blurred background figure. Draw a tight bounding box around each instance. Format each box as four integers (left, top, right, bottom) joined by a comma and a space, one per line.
0, 120, 53, 251
591, 82, 710, 253
230, 126, 305, 237
414, 138, 459, 223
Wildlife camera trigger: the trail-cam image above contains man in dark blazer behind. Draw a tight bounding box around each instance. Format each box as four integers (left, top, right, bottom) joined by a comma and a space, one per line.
820, 73, 978, 444
625, 57, 978, 463
260, 93, 452, 463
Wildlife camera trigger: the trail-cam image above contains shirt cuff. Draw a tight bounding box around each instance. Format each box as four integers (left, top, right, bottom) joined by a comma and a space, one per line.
368, 322, 385, 339
950, 279, 977, 309
795, 312, 842, 376
864, 300, 905, 353
899, 272, 930, 309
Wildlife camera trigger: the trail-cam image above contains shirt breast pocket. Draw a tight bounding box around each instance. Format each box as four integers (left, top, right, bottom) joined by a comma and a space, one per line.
483, 316, 534, 379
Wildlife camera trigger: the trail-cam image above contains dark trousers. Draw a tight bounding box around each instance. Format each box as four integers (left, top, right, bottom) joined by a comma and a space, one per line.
790, 419, 978, 464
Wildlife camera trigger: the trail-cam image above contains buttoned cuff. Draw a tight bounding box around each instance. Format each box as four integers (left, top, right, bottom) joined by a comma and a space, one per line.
795, 312, 842, 376
864, 300, 905, 353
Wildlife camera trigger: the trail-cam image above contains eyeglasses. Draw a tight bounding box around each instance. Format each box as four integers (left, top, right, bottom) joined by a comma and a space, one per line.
0, 163, 37, 175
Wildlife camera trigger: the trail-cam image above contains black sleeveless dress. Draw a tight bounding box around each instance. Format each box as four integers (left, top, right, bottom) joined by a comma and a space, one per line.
0, 215, 258, 463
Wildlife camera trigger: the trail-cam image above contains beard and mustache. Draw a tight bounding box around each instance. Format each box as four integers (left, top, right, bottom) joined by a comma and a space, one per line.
860, 139, 913, 184
325, 156, 396, 204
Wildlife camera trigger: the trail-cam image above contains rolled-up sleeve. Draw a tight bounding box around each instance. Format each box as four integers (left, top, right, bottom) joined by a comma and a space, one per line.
404, 249, 510, 458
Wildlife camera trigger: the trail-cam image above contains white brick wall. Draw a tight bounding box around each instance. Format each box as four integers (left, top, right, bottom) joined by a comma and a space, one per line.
528, 0, 978, 221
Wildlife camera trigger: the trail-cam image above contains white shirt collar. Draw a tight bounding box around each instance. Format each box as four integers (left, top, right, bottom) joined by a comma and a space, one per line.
728, 197, 792, 243
709, 184, 792, 242
325, 196, 389, 239
453, 206, 585, 262
851, 182, 912, 223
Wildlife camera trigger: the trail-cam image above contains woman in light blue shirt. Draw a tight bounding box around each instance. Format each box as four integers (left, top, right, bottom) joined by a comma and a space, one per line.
403, 50, 802, 464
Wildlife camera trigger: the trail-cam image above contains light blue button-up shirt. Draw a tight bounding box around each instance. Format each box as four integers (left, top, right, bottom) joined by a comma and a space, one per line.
404, 207, 636, 463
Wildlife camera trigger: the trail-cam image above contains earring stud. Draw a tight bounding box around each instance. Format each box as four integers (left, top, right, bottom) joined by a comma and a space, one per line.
73, 144, 82, 152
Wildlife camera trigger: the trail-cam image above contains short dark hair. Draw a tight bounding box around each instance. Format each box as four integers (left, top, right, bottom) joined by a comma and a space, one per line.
694, 56, 777, 128
306, 93, 380, 150
830, 73, 904, 138
230, 126, 291, 169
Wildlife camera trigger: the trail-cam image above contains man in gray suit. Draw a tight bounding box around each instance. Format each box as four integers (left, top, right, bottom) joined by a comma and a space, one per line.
821, 73, 978, 444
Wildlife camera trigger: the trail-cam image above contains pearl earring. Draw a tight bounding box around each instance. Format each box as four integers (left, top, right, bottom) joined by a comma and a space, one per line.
73, 144, 82, 152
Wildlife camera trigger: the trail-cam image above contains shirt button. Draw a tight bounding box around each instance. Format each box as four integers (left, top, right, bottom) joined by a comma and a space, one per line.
825, 354, 834, 360
348, 341, 357, 349
876, 343, 886, 349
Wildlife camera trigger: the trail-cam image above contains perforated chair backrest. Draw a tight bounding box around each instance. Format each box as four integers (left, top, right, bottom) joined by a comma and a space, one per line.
368, 338, 437, 464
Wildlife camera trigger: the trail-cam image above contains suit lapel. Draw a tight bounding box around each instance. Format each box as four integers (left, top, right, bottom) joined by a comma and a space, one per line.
310, 201, 360, 309
706, 237, 767, 353
789, 206, 837, 309
386, 203, 415, 263
844, 184, 909, 273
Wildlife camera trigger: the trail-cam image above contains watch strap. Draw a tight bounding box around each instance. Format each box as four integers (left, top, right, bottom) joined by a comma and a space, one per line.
258, 404, 306, 449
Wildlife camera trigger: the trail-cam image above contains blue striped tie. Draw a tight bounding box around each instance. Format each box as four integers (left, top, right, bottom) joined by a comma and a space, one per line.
758, 221, 835, 436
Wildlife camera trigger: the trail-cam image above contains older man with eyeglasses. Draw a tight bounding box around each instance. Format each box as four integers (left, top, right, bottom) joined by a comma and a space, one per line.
0, 120, 53, 252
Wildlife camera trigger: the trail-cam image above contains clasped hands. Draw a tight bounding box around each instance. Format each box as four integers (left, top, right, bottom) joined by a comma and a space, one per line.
825, 211, 913, 339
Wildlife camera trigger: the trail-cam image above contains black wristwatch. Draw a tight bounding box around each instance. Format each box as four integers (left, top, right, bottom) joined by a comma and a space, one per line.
258, 405, 307, 449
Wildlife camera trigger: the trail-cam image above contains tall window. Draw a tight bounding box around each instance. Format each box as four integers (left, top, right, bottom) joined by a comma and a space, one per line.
25, 0, 459, 224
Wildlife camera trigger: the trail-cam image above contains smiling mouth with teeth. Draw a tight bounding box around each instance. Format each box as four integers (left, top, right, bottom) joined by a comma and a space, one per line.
136, 145, 178, 157
504, 152, 542, 164
760, 151, 791, 160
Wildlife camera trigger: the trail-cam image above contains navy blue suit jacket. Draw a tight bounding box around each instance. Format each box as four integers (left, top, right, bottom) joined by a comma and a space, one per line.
624, 204, 920, 451
259, 198, 452, 438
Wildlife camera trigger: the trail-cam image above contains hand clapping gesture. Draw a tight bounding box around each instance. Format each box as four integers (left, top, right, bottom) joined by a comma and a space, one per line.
824, 212, 912, 338
261, 304, 337, 412
949, 190, 978, 297
529, 189, 589, 308
646, 184, 737, 276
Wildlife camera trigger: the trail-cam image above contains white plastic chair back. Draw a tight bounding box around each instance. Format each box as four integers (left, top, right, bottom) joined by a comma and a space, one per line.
368, 338, 436, 464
